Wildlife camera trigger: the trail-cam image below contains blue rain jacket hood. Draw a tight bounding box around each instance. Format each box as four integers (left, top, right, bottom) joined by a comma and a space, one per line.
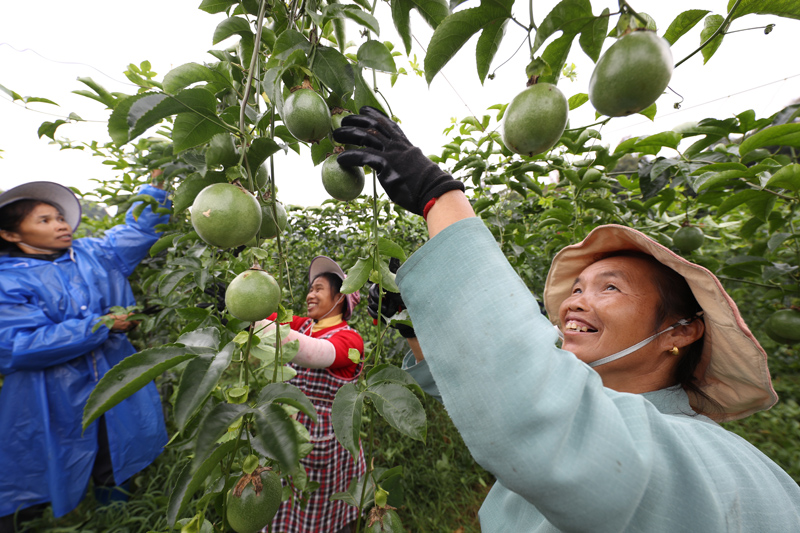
0, 185, 170, 518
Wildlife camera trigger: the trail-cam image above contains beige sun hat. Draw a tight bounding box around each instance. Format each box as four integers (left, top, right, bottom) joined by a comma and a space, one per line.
543, 224, 777, 422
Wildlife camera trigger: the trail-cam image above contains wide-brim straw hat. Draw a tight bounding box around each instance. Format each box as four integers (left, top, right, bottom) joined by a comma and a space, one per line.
308, 255, 361, 321
0, 181, 82, 231
543, 224, 776, 422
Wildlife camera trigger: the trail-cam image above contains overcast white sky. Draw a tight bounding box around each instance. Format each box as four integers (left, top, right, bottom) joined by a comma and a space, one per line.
2, 1, 799, 207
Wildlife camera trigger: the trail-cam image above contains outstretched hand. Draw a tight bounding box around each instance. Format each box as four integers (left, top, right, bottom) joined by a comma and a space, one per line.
333, 107, 464, 216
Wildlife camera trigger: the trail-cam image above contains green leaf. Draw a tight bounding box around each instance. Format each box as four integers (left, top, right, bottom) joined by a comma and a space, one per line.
739, 123, 800, 157
532, 0, 593, 54
212, 16, 253, 45
314, 46, 355, 98
391, 0, 450, 53
74, 77, 117, 108
163, 63, 233, 94
638, 103, 657, 121
332, 383, 364, 460
700, 14, 725, 64
568, 93, 589, 110
246, 137, 283, 171
539, 33, 574, 85
177, 327, 222, 349
173, 342, 235, 432
198, 0, 238, 14
272, 29, 312, 60
357, 41, 397, 73
256, 382, 318, 422
716, 189, 763, 217
173, 112, 228, 153
378, 237, 406, 261
376, 258, 400, 292
726, 0, 800, 21
83, 344, 214, 430
341, 5, 381, 35
341, 257, 371, 294
578, 8, 609, 62
37, 120, 68, 140
253, 403, 300, 474
367, 364, 424, 396
424, 0, 513, 85
365, 382, 426, 442
475, 17, 508, 83
353, 70, 385, 113
633, 131, 682, 154
173, 172, 228, 213
192, 403, 250, 470
663, 10, 710, 45
167, 438, 241, 526
767, 163, 800, 191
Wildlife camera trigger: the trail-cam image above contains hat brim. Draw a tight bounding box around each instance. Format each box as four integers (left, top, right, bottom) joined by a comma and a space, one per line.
0, 182, 82, 231
543, 224, 776, 422
308, 256, 361, 320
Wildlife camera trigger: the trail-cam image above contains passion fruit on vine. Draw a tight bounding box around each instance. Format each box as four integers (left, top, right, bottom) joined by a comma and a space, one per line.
283, 88, 331, 143
672, 225, 704, 253
502, 83, 568, 157
589, 30, 673, 117
191, 183, 261, 248
226, 467, 282, 533
764, 309, 800, 345
225, 269, 282, 322
322, 154, 365, 201
255, 163, 269, 189
260, 201, 287, 239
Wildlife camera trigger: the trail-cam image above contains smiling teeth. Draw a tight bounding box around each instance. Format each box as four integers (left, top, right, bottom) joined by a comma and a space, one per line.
565, 321, 591, 332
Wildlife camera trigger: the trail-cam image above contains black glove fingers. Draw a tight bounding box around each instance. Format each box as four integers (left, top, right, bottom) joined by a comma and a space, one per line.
332, 125, 386, 150
337, 149, 387, 174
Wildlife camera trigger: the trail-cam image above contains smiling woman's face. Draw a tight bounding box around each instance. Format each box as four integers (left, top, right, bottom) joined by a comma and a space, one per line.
306, 275, 343, 321
558, 256, 664, 366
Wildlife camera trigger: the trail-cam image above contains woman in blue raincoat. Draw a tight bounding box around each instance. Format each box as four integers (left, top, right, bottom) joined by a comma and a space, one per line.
0, 176, 170, 530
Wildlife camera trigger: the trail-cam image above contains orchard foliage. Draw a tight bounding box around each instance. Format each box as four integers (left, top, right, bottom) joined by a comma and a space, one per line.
11, 0, 799, 530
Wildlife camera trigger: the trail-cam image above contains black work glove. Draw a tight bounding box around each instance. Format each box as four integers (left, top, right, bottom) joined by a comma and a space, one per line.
366, 258, 416, 338
333, 106, 465, 216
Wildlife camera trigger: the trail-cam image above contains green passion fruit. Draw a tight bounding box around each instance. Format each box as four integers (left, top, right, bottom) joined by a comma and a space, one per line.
260, 201, 287, 239
502, 83, 569, 157
225, 468, 282, 533
191, 183, 261, 248
672, 225, 704, 253
764, 309, 800, 345
589, 30, 673, 117
331, 109, 354, 147
321, 154, 365, 201
283, 89, 331, 143
255, 163, 269, 189
225, 269, 282, 322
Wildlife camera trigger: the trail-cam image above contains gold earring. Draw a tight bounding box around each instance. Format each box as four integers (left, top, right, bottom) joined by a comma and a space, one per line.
670, 346, 680, 356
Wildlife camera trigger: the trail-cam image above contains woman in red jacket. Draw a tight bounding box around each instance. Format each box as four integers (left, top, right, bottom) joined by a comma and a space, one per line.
261, 256, 364, 533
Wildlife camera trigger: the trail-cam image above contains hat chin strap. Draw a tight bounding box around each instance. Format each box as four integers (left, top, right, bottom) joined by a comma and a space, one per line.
588, 313, 702, 368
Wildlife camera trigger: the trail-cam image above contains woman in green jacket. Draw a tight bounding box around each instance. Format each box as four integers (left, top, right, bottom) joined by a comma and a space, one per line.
335, 107, 800, 532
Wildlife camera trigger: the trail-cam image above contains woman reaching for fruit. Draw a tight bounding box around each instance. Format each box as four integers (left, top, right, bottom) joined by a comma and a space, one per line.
256, 255, 365, 533
0, 176, 170, 532
335, 107, 800, 531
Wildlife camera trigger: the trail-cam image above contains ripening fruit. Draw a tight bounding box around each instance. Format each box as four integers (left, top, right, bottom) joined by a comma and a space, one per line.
260, 201, 287, 239
191, 183, 261, 248
321, 154, 365, 201
502, 83, 568, 157
764, 309, 800, 345
589, 30, 673, 117
283, 89, 331, 143
225, 269, 282, 322
225, 469, 282, 533
255, 163, 269, 189
672, 225, 704, 253
331, 109, 354, 147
